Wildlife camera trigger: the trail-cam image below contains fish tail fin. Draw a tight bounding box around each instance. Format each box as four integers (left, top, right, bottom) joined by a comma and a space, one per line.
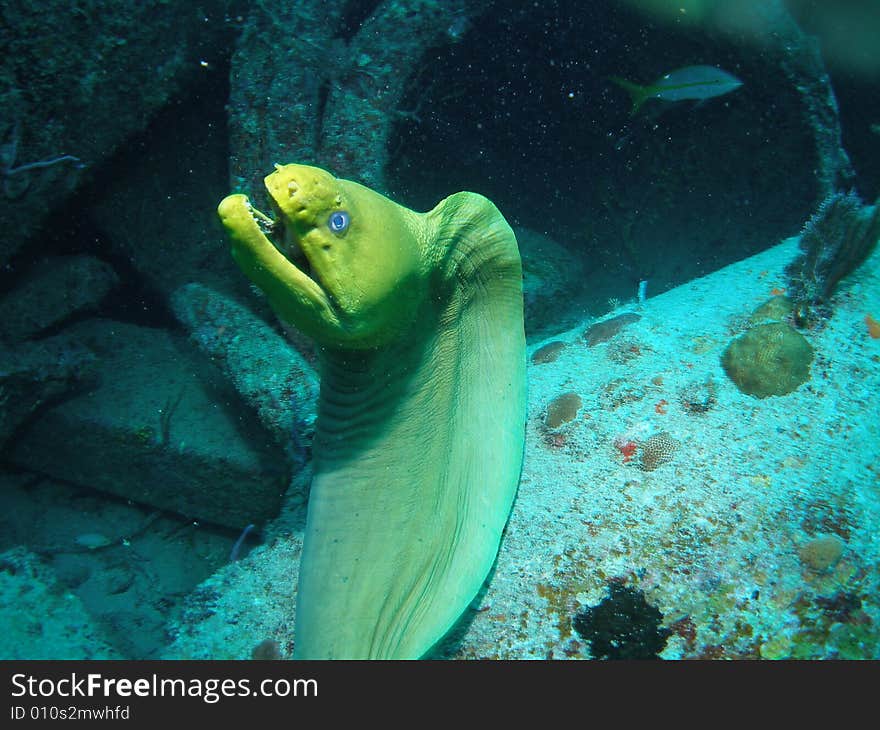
608, 76, 649, 115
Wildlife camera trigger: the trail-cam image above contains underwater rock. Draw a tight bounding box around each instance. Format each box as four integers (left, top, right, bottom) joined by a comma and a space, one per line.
171, 282, 318, 452
0, 547, 119, 659
766, 0, 855, 195
0, 255, 118, 343
0, 0, 234, 268
7, 319, 289, 530
721, 322, 814, 398
0, 336, 96, 448
228, 0, 490, 195
163, 536, 302, 660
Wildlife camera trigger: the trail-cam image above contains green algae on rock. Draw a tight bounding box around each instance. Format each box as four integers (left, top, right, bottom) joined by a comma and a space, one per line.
721, 322, 814, 398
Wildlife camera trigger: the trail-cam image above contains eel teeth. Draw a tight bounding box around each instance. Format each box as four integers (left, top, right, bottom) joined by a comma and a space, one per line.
245, 200, 313, 279
247, 203, 277, 236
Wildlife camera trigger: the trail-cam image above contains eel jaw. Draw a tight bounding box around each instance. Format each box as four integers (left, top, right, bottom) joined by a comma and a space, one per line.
255, 197, 311, 276
217, 193, 341, 336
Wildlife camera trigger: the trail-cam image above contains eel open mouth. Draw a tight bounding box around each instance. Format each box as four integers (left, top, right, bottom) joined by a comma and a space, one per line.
219, 188, 341, 340
246, 199, 315, 282
248, 200, 317, 283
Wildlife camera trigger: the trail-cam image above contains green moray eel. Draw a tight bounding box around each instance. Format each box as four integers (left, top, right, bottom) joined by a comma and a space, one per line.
217, 164, 526, 658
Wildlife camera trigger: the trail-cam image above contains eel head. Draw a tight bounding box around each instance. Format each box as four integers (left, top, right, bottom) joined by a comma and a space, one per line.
218, 164, 426, 349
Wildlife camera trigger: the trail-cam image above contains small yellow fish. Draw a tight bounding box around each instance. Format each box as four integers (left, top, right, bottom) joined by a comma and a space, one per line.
610, 64, 743, 114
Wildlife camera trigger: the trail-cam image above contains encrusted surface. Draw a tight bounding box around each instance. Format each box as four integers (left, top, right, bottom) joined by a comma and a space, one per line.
167, 236, 880, 660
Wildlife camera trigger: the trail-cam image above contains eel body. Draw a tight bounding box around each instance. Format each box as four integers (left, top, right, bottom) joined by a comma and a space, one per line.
218, 164, 526, 658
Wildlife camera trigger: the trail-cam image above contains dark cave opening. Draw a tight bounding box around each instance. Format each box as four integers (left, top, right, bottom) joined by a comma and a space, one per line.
387, 0, 819, 316
832, 69, 880, 203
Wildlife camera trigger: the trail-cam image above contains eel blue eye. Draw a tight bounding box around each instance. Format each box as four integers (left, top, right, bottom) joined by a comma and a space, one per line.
328, 211, 350, 233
